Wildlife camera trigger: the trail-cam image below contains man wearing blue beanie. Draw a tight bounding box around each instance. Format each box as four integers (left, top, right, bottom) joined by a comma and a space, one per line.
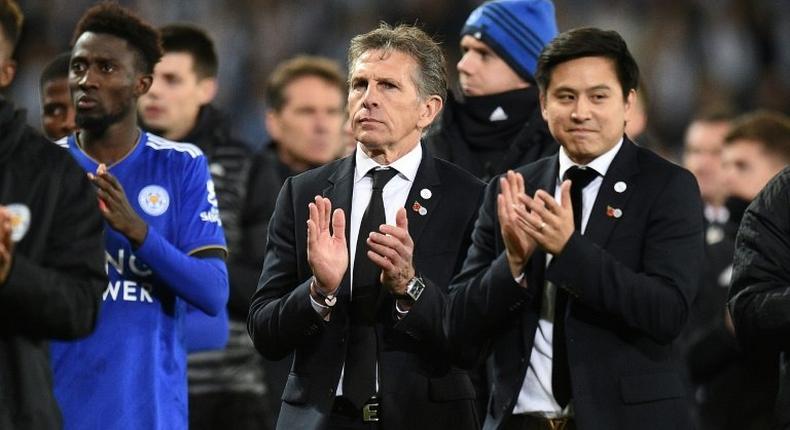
426, 0, 559, 182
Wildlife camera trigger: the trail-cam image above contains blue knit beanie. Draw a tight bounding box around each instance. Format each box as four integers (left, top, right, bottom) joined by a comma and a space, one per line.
461, 0, 558, 82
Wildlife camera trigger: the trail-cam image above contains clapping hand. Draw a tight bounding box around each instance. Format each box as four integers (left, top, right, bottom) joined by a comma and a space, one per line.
497, 170, 537, 278
367, 207, 415, 296
88, 164, 148, 247
306, 196, 348, 296
0, 207, 14, 283
521, 180, 575, 255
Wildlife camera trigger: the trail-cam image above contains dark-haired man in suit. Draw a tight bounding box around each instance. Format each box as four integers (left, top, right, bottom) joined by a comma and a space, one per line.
448, 27, 704, 430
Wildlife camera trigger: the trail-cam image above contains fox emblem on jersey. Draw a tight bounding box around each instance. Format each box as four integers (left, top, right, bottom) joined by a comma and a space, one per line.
6, 203, 31, 242
138, 185, 170, 216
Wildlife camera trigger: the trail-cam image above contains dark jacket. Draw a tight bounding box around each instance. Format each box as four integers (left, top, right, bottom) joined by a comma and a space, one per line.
181, 105, 254, 319
426, 88, 557, 182
248, 146, 484, 429
0, 98, 106, 429
231, 145, 295, 318
729, 166, 790, 428
233, 144, 302, 428
448, 138, 704, 430
176, 106, 271, 404
681, 217, 776, 430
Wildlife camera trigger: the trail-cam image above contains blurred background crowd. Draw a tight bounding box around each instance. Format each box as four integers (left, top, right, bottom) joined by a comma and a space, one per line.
4, 1, 790, 429
8, 0, 790, 157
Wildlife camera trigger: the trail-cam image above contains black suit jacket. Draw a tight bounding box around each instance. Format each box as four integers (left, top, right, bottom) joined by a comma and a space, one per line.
447, 138, 705, 430
248, 146, 484, 430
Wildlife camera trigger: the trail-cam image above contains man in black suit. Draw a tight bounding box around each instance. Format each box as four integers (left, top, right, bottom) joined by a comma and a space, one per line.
248, 23, 484, 430
447, 27, 704, 430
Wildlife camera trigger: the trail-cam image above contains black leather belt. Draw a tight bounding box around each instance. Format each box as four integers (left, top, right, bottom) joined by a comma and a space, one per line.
332, 395, 381, 423
506, 414, 575, 430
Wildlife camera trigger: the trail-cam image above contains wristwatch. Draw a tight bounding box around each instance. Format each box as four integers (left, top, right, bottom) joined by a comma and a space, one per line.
396, 276, 426, 301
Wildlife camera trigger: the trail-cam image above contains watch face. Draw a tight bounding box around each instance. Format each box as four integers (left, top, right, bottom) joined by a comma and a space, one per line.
407, 277, 425, 301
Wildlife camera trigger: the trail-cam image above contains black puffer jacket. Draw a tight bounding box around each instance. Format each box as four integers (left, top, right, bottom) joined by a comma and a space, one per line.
729, 166, 790, 427
181, 105, 251, 262
0, 97, 106, 429
177, 105, 254, 319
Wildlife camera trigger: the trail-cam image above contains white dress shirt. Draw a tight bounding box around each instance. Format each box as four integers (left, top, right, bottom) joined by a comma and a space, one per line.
311, 141, 423, 395
513, 139, 623, 416
704, 204, 730, 225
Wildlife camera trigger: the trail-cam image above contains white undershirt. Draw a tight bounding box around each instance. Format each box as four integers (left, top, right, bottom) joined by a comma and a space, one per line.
513, 139, 622, 416
319, 141, 423, 396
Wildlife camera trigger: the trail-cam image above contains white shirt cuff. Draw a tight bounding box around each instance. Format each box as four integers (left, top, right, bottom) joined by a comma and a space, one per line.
309, 294, 332, 321
394, 301, 410, 319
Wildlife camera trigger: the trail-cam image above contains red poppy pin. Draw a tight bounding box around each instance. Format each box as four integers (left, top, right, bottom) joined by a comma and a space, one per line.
607, 205, 623, 219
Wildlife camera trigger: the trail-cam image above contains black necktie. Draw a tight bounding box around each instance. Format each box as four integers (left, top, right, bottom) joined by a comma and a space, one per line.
552, 165, 599, 408
344, 167, 398, 408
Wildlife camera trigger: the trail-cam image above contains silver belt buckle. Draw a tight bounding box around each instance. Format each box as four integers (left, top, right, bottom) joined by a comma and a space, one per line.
362, 398, 380, 422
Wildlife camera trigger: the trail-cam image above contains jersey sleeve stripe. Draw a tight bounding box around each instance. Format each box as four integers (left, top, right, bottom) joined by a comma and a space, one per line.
145, 134, 203, 158
187, 245, 228, 258
54, 136, 70, 148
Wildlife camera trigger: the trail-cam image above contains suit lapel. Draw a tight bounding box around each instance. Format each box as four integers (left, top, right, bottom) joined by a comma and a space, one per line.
404, 149, 441, 247
322, 156, 355, 301
584, 138, 639, 248
527, 155, 560, 195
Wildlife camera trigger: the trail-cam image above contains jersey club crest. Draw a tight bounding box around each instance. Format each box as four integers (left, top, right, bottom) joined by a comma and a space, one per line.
138, 185, 170, 216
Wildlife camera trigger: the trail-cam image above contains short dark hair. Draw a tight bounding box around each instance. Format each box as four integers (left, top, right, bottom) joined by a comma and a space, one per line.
348, 23, 447, 103
725, 110, 790, 162
535, 27, 639, 100
691, 107, 737, 125
0, 0, 23, 51
266, 55, 345, 111
40, 51, 71, 90
160, 24, 217, 79
71, 2, 162, 74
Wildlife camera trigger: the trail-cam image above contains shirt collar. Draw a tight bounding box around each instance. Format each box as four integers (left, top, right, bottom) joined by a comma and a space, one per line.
354, 141, 423, 183
558, 137, 623, 182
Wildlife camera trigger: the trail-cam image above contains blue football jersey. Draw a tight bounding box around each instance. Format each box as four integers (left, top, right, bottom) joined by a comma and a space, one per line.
50, 131, 226, 430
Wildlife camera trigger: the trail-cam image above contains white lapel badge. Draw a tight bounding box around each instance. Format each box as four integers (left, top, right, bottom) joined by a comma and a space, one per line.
606, 205, 623, 219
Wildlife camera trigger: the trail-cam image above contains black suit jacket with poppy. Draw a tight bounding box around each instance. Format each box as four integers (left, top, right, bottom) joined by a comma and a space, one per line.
248, 145, 485, 430
447, 137, 705, 430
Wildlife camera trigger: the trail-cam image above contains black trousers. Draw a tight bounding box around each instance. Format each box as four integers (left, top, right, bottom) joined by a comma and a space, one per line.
189, 391, 273, 430
327, 396, 380, 430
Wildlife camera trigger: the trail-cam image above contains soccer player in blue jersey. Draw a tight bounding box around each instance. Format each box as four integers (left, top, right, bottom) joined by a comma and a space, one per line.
49, 4, 229, 429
